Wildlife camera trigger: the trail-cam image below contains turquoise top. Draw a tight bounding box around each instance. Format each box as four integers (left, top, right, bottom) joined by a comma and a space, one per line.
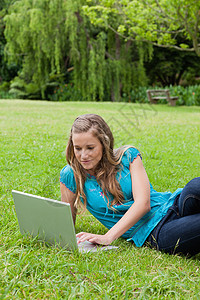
60, 148, 182, 247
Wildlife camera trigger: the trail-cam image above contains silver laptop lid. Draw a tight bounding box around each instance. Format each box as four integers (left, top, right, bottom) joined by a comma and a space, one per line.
12, 190, 78, 250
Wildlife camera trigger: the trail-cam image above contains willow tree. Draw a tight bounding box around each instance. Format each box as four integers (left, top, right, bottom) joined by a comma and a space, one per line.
4, 0, 148, 100
0, 0, 18, 83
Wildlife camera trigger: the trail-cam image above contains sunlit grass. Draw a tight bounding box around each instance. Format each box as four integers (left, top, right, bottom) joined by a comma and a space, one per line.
1, 99, 200, 299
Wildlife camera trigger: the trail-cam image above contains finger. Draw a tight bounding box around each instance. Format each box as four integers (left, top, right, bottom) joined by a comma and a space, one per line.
87, 236, 98, 242
88, 236, 109, 246
77, 234, 94, 244
88, 239, 99, 245
76, 232, 86, 237
87, 236, 101, 245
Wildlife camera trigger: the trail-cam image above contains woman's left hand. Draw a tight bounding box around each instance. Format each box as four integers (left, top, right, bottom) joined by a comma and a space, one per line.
76, 232, 112, 245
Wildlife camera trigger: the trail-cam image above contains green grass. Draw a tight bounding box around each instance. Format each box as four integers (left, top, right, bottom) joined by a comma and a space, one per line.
1, 99, 200, 299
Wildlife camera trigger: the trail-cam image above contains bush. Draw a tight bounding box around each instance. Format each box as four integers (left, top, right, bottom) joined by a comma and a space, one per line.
0, 81, 10, 91
0, 81, 13, 98
121, 86, 149, 103
8, 77, 41, 99
47, 83, 83, 101
2, 78, 200, 106
0, 90, 13, 99
168, 85, 200, 106
122, 85, 200, 106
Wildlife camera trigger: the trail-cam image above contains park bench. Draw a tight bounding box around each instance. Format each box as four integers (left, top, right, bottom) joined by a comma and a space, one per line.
147, 89, 179, 106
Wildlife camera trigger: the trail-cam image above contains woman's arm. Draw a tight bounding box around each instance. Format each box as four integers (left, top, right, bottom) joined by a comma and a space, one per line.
60, 182, 77, 225
77, 155, 151, 245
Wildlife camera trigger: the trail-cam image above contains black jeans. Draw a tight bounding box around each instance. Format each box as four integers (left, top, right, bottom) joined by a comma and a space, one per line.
146, 177, 200, 256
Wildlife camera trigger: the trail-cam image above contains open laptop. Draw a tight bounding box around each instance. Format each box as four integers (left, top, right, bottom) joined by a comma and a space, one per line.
12, 190, 118, 253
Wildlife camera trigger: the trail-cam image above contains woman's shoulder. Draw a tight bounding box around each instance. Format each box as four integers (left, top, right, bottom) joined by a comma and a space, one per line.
120, 146, 142, 166
60, 164, 76, 193
60, 164, 74, 176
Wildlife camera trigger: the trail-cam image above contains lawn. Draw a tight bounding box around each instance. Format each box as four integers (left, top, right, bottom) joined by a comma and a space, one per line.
0, 99, 200, 299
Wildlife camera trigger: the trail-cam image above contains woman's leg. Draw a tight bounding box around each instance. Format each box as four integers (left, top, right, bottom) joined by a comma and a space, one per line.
149, 177, 200, 256
157, 213, 200, 256
177, 177, 200, 216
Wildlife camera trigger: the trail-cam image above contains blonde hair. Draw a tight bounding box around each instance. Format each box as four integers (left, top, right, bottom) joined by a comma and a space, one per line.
66, 114, 133, 210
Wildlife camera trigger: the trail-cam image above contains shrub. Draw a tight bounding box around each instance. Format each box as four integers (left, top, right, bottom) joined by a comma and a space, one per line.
8, 77, 41, 99
124, 85, 200, 106
0, 90, 13, 99
0, 81, 10, 91
48, 83, 83, 101
169, 85, 200, 106
0, 81, 13, 98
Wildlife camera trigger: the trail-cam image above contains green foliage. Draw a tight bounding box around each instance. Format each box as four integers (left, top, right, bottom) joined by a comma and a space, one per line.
0, 80, 12, 99
4, 0, 149, 101
121, 86, 149, 103
120, 85, 200, 106
4, 0, 70, 97
144, 44, 200, 86
181, 67, 200, 86
0, 90, 13, 99
3, 0, 200, 103
8, 77, 41, 99
0, 80, 9, 91
169, 85, 200, 106
0, 2, 19, 83
83, 0, 200, 56
48, 83, 83, 101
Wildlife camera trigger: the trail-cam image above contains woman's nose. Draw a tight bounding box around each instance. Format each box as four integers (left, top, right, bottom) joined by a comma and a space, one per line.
81, 150, 88, 159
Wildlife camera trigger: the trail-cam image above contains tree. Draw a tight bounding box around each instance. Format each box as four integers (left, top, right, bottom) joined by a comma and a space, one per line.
83, 0, 200, 56
144, 44, 200, 86
4, 0, 148, 101
4, 0, 70, 96
0, 0, 18, 84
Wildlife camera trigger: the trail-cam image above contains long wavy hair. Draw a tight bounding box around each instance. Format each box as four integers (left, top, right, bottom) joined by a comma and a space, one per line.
66, 114, 132, 210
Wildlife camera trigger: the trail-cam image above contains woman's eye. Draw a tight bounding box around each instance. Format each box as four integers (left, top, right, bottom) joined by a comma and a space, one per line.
88, 147, 94, 150
75, 147, 81, 151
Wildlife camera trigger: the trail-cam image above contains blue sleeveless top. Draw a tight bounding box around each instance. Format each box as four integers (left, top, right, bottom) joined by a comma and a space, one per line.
60, 148, 182, 247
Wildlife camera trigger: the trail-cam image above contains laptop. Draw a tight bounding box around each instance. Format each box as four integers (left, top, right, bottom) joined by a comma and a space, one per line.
12, 190, 118, 253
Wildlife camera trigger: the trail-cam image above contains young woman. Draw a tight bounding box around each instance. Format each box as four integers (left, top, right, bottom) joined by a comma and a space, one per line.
60, 114, 200, 256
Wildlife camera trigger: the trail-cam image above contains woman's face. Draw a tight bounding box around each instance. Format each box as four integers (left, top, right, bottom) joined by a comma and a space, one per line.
72, 130, 103, 175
